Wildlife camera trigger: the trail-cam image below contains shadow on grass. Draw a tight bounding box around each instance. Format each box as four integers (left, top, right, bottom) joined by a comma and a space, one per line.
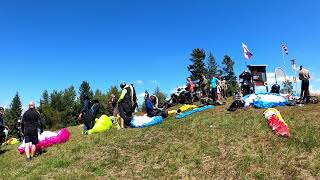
0, 148, 9, 155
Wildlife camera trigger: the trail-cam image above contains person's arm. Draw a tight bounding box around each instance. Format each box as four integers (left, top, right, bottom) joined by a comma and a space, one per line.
21, 114, 25, 134
117, 89, 127, 103
36, 111, 44, 134
146, 100, 153, 110
299, 71, 303, 80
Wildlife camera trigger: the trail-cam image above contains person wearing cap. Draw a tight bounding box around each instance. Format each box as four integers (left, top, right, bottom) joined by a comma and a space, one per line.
22, 101, 42, 161
299, 65, 311, 103
117, 82, 137, 128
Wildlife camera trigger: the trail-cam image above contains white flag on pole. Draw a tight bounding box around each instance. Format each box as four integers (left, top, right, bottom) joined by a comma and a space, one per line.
242, 43, 253, 60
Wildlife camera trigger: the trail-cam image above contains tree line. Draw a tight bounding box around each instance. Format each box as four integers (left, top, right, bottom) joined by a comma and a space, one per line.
188, 48, 239, 96
3, 81, 168, 136
3, 48, 237, 136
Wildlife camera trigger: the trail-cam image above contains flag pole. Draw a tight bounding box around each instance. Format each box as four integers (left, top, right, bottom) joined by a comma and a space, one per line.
282, 46, 287, 82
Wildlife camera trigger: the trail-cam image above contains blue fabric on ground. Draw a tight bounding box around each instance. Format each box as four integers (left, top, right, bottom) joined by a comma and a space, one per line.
131, 116, 163, 128
176, 105, 215, 119
243, 93, 288, 108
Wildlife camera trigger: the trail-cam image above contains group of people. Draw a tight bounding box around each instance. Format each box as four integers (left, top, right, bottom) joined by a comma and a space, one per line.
78, 82, 138, 133
0, 102, 44, 161
185, 74, 228, 104
0, 65, 313, 162
0, 107, 9, 146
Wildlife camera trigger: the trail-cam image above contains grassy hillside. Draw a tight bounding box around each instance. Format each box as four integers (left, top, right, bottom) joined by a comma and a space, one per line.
0, 102, 320, 179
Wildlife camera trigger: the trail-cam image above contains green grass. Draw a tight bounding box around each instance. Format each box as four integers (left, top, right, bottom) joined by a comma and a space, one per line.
0, 101, 320, 179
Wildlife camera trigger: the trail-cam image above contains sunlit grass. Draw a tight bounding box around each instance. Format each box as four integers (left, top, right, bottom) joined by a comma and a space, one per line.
0, 101, 319, 179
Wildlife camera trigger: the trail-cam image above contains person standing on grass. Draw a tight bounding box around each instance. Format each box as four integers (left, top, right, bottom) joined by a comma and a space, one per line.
210, 75, 220, 102
22, 102, 41, 161
200, 74, 208, 97
299, 65, 311, 103
220, 76, 228, 100
186, 77, 195, 103
78, 93, 93, 133
0, 107, 5, 145
118, 82, 137, 128
110, 94, 120, 129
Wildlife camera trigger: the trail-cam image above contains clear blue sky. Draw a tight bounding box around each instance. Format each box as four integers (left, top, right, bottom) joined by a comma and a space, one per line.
1, 0, 320, 107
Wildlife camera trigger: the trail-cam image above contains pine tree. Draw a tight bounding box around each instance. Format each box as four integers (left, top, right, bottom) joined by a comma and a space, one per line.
188, 48, 207, 81
5, 92, 23, 136
222, 55, 239, 96
207, 52, 218, 78
79, 81, 94, 105
61, 86, 78, 126
38, 90, 53, 128
153, 86, 167, 107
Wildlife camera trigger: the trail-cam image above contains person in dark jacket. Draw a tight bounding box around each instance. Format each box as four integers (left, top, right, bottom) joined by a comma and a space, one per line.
239, 70, 253, 96
22, 102, 42, 161
118, 82, 137, 128
146, 95, 160, 117
78, 94, 93, 133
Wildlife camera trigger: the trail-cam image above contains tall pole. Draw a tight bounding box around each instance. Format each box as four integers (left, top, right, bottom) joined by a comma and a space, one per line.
290, 59, 298, 94
282, 49, 287, 82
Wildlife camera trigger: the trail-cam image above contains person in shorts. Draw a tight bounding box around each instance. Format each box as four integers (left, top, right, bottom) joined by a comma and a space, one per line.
22, 101, 41, 161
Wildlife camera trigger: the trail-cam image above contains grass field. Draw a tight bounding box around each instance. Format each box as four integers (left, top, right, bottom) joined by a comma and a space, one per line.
0, 101, 320, 179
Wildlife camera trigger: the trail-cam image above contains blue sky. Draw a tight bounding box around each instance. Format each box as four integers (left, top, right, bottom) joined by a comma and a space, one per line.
1, 0, 320, 107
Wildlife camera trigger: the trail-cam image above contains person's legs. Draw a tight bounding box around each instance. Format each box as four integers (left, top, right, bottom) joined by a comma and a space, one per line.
211, 87, 217, 101
83, 121, 89, 132
147, 110, 157, 117
124, 110, 133, 127
301, 81, 306, 99
120, 118, 125, 128
119, 104, 129, 128
25, 142, 31, 159
31, 144, 36, 157
304, 80, 310, 102
31, 134, 38, 158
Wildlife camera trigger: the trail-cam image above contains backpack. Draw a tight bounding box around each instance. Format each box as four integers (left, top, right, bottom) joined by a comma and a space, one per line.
227, 100, 244, 112
308, 96, 319, 104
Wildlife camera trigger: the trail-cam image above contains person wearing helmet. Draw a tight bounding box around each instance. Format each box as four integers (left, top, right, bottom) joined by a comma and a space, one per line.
0, 107, 5, 145
117, 82, 137, 128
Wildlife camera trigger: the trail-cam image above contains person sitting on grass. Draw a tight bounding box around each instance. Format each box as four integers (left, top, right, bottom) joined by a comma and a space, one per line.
146, 95, 160, 117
